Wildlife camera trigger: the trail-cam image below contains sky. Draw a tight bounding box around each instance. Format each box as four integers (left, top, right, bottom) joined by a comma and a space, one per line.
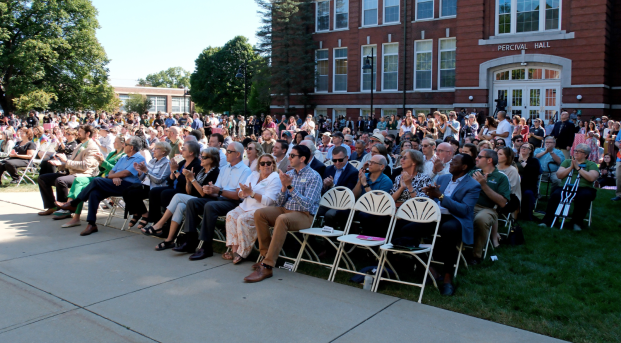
91, 0, 262, 87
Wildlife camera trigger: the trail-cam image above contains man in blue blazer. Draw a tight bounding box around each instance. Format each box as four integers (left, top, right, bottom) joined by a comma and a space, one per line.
392, 153, 481, 296
316, 146, 358, 228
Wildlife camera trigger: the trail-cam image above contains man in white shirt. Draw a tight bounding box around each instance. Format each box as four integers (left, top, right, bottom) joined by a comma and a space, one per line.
493, 111, 512, 148
427, 142, 453, 182
422, 138, 438, 176
208, 133, 228, 169
445, 111, 460, 140
96, 126, 115, 155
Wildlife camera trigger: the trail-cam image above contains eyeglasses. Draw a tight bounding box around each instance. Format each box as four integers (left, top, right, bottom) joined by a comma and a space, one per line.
519, 146, 531, 150
225, 150, 237, 154
344, 140, 351, 142
368, 160, 382, 166
332, 158, 345, 163
246, 147, 254, 151
476, 155, 489, 159
575, 150, 587, 154
421, 144, 431, 148
259, 161, 273, 166
289, 153, 300, 158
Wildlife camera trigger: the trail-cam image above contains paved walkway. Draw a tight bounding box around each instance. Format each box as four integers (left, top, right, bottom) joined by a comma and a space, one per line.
0, 193, 564, 343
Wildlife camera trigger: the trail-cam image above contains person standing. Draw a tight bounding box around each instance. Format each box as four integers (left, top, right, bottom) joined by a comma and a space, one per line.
493, 111, 512, 148
528, 119, 546, 148
551, 111, 578, 160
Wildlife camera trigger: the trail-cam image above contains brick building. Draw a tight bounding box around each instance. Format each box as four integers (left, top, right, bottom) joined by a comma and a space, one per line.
113, 86, 193, 114
271, 0, 621, 121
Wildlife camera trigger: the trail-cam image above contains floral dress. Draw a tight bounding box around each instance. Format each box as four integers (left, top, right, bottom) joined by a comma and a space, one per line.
390, 172, 433, 203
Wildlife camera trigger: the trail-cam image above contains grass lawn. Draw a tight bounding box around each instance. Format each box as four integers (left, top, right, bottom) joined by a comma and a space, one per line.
0, 174, 39, 192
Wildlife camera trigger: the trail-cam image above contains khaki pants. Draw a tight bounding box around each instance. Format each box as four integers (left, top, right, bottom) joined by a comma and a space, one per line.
254, 207, 313, 267
560, 149, 571, 160
473, 204, 498, 259
616, 162, 621, 197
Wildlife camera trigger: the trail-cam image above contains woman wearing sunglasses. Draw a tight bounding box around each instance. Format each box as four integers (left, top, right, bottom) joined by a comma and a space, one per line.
224, 154, 282, 264
244, 141, 264, 172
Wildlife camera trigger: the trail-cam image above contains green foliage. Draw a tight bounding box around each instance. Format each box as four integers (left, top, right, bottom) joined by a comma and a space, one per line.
137, 67, 190, 88
0, 0, 115, 113
255, 0, 317, 114
247, 57, 271, 116
124, 94, 152, 115
12, 90, 58, 112
190, 36, 258, 115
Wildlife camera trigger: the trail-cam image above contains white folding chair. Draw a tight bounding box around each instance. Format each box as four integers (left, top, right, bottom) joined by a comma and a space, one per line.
328, 190, 396, 282
372, 197, 441, 303
534, 174, 543, 210
324, 159, 333, 167
349, 160, 360, 169
292, 187, 356, 274
103, 197, 129, 230
14, 145, 41, 186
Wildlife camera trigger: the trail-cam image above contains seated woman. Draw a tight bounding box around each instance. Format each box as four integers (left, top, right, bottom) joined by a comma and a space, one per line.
243, 141, 264, 173
224, 154, 281, 263
495, 147, 521, 247
57, 136, 127, 227
122, 142, 171, 229
541, 143, 599, 231
390, 149, 433, 206
142, 147, 220, 249
39, 128, 78, 175
460, 143, 478, 159
515, 143, 541, 220
597, 153, 616, 187
0, 128, 36, 184
0, 129, 16, 155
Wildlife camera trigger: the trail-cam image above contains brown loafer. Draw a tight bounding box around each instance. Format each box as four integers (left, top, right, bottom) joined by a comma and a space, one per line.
80, 224, 98, 236
38, 208, 56, 216
251, 262, 261, 270
244, 265, 273, 283
59, 202, 77, 213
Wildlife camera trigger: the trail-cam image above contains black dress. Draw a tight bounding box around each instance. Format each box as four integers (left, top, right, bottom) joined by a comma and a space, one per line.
0, 141, 37, 179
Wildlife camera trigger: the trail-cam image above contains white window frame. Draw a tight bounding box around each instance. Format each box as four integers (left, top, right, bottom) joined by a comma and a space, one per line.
361, 45, 377, 92
416, 0, 434, 21
147, 96, 167, 113
440, 0, 457, 17
316, 0, 330, 32
316, 49, 329, 92
495, 0, 562, 36
384, 0, 400, 24
333, 109, 346, 123
362, 0, 378, 27
414, 40, 433, 91
438, 38, 456, 89
382, 43, 399, 91
382, 109, 398, 117
171, 96, 190, 113
118, 94, 129, 112
333, 47, 348, 92
334, 0, 349, 30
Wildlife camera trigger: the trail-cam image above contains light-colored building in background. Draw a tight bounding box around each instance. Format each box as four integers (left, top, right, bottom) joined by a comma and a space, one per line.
113, 86, 194, 114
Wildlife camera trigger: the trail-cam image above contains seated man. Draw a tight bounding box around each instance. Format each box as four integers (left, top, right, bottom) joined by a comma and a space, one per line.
427, 142, 453, 182
350, 140, 367, 162
540, 143, 599, 231
534, 136, 565, 188
316, 146, 359, 229
59, 137, 146, 236
299, 140, 326, 176
470, 149, 511, 264
176, 142, 251, 259
245, 145, 322, 283
38, 125, 99, 217
392, 154, 481, 296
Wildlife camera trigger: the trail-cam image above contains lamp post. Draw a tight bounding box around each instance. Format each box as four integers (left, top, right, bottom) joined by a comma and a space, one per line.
236, 60, 247, 117
362, 48, 374, 120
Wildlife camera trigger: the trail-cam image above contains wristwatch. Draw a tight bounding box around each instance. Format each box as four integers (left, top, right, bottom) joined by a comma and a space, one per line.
218, 188, 223, 196
361, 183, 369, 188
287, 185, 293, 190
250, 191, 255, 198
438, 194, 445, 201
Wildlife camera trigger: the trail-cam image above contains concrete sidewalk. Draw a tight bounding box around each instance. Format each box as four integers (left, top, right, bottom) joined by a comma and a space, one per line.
0, 193, 565, 343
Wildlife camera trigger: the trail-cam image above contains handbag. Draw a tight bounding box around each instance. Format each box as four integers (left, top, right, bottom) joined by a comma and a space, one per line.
507, 224, 525, 246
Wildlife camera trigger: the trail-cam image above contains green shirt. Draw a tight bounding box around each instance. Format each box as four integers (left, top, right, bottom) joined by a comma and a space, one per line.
169, 139, 181, 158
474, 167, 511, 208
560, 159, 599, 188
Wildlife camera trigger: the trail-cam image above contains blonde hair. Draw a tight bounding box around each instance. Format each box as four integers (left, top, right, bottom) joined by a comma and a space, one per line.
248, 141, 265, 159
258, 154, 277, 173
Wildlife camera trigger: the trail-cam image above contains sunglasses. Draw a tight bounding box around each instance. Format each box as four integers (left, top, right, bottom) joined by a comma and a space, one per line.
259, 161, 273, 166
201, 155, 211, 159
225, 150, 237, 154
246, 147, 254, 151
332, 158, 345, 163
476, 155, 489, 159
289, 154, 300, 158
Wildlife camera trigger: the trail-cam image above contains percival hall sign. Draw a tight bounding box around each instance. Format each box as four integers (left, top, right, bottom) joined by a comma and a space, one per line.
497, 42, 551, 51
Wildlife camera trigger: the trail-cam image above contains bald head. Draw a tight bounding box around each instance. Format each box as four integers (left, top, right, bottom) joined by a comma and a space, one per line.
437, 142, 454, 162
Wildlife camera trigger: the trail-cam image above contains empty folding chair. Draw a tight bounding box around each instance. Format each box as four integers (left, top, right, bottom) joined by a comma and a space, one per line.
349, 160, 360, 170
324, 159, 334, 167
372, 197, 441, 302
104, 197, 129, 230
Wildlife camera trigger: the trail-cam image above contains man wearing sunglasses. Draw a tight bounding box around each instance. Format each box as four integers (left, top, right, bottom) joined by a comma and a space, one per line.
246, 145, 322, 283
179, 142, 252, 260
316, 146, 359, 228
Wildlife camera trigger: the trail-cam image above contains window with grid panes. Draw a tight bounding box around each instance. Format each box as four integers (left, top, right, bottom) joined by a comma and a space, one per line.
335, 0, 349, 29
147, 96, 167, 112
439, 38, 456, 88
316, 50, 329, 92
497, 0, 560, 34
417, 0, 433, 20
362, 46, 377, 91
415, 40, 432, 90
384, 0, 400, 23
334, 48, 348, 92
383, 44, 398, 90
316, 1, 330, 31
363, 0, 378, 25
442, 0, 457, 16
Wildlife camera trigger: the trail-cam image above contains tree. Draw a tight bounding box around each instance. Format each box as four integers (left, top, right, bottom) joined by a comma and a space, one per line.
124, 94, 152, 115
255, 0, 317, 115
190, 36, 259, 115
137, 67, 191, 88
247, 57, 271, 115
12, 90, 58, 113
0, 0, 115, 113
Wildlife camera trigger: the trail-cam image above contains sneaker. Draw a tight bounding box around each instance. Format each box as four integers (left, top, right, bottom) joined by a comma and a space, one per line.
53, 209, 70, 215
573, 224, 582, 231
611, 197, 621, 201
538, 223, 547, 227
9, 179, 19, 184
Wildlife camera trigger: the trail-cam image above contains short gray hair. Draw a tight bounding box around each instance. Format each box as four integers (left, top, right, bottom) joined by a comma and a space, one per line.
185, 141, 201, 157
126, 136, 142, 153
575, 143, 591, 156
376, 155, 387, 167
185, 135, 197, 142
544, 136, 556, 143
304, 135, 315, 143
403, 149, 425, 174
300, 140, 317, 154
229, 141, 244, 155
481, 148, 498, 166
355, 140, 365, 146
154, 141, 172, 156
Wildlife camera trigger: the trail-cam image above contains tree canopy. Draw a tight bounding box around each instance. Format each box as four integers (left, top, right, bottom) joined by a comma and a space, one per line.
137, 67, 190, 88
190, 36, 258, 115
0, 0, 117, 114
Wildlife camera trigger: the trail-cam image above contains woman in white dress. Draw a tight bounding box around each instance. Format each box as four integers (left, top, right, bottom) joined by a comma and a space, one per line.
224, 154, 282, 264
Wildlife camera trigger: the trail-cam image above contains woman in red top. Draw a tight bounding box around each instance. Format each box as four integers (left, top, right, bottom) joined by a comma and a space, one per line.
519, 117, 529, 140
262, 115, 277, 135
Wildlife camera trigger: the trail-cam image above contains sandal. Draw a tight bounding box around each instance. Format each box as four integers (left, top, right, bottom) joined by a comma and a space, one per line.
155, 240, 175, 251
222, 251, 234, 260
142, 226, 162, 237
127, 214, 140, 228
135, 217, 149, 230
232, 253, 243, 265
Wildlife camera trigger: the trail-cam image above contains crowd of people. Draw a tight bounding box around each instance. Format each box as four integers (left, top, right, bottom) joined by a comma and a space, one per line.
0, 107, 615, 296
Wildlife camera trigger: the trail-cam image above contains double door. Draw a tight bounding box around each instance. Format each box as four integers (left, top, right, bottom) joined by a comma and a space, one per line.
494, 84, 560, 121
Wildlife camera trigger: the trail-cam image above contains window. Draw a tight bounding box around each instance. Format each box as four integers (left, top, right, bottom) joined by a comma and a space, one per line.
414, 40, 432, 90
335, 0, 348, 29
171, 97, 190, 113
363, 0, 378, 26
147, 96, 167, 113
439, 38, 456, 88
383, 109, 397, 117
494, 67, 561, 81
334, 48, 348, 92
416, 0, 433, 20
442, 0, 457, 16
496, 0, 561, 34
316, 109, 328, 119
384, 0, 400, 23
361, 109, 373, 119
361, 45, 377, 91
118, 94, 129, 112
382, 43, 399, 90
316, 50, 329, 92
316, 1, 330, 31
